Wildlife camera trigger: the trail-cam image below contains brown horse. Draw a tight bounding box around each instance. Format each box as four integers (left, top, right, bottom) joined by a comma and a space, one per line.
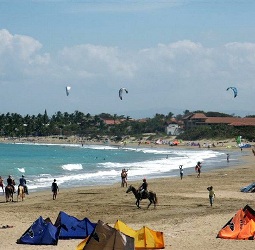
5, 185, 14, 202
17, 185, 25, 202
126, 185, 158, 209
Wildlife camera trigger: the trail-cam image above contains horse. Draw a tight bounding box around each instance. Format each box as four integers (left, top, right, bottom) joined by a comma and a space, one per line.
5, 185, 14, 202
126, 185, 158, 209
17, 185, 25, 202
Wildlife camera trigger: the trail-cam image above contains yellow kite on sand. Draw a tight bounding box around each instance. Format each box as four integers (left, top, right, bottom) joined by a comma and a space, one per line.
114, 219, 165, 249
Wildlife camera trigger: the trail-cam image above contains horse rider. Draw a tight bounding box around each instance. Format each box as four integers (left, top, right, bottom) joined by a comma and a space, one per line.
7, 175, 16, 193
139, 178, 148, 199
19, 175, 29, 195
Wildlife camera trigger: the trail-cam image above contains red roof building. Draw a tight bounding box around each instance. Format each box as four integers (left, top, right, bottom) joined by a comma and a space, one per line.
182, 113, 255, 129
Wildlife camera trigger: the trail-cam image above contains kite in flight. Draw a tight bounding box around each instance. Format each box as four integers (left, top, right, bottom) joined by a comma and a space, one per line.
119, 88, 128, 100
66, 86, 71, 96
226, 87, 237, 98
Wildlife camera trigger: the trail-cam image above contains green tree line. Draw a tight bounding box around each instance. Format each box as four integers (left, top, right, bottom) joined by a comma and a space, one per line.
0, 110, 254, 141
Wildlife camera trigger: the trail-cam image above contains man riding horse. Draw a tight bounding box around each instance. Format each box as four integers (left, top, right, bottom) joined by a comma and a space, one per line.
126, 182, 157, 209
7, 175, 15, 193
19, 175, 29, 195
138, 178, 148, 199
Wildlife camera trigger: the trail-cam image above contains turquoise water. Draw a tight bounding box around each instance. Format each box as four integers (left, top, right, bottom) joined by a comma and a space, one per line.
0, 142, 242, 192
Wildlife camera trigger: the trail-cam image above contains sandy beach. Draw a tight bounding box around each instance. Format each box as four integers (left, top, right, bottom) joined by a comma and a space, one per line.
0, 139, 255, 249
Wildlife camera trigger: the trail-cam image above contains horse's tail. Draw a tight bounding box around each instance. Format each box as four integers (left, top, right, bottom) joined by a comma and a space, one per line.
154, 193, 158, 204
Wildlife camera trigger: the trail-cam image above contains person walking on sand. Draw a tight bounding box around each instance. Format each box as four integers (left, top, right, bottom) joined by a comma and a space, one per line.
51, 179, 59, 200
207, 186, 215, 206
195, 162, 202, 178
179, 165, 184, 180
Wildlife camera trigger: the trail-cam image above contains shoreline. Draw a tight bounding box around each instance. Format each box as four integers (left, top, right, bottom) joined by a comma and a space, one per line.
0, 135, 249, 150
1, 148, 255, 249
0, 138, 246, 194
0, 136, 250, 196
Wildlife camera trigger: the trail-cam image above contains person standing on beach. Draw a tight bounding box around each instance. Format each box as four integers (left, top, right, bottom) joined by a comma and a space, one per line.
226, 153, 230, 162
179, 165, 184, 180
51, 179, 59, 200
121, 169, 128, 187
207, 186, 215, 206
195, 162, 202, 178
0, 176, 4, 193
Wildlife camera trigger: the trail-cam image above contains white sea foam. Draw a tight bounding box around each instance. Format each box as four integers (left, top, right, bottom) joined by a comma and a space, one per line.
100, 149, 223, 176
28, 170, 119, 190
17, 168, 25, 173
61, 164, 83, 171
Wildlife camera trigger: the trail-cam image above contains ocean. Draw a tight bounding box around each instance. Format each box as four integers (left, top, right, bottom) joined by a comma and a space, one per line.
0, 142, 243, 192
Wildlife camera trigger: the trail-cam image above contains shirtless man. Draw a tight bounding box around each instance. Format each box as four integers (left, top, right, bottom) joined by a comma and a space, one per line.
0, 176, 4, 193
121, 169, 128, 187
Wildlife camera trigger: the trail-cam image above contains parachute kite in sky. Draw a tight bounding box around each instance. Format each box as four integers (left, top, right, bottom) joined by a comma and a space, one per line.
66, 86, 71, 96
119, 88, 128, 100
226, 87, 237, 98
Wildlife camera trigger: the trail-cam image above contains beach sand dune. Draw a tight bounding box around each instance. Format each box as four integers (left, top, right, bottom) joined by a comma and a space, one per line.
1, 151, 255, 250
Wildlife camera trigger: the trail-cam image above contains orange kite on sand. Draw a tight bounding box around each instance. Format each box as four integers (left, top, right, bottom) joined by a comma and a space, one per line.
217, 204, 255, 240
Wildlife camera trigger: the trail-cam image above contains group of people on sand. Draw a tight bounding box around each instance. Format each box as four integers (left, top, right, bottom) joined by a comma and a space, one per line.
122, 159, 216, 206
178, 161, 202, 180
178, 162, 216, 206
0, 175, 29, 195
0, 174, 60, 200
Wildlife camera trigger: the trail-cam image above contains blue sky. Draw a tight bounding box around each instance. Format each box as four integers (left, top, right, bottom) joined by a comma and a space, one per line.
0, 0, 255, 118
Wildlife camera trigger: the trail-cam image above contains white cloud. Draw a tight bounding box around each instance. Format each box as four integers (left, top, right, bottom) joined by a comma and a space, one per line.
0, 29, 50, 81
0, 29, 254, 117
0, 29, 42, 59
58, 44, 136, 79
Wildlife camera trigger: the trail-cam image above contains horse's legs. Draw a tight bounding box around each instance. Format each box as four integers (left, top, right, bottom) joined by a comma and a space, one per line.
147, 199, 152, 209
136, 199, 141, 209
5, 189, 9, 202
